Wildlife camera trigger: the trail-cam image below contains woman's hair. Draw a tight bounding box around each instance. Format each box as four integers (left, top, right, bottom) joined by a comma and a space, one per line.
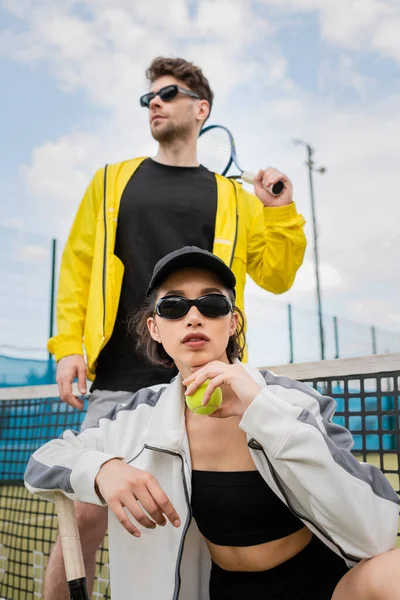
128, 289, 246, 368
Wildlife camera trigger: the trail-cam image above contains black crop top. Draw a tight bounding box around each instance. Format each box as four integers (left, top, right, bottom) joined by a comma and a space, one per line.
191, 470, 304, 547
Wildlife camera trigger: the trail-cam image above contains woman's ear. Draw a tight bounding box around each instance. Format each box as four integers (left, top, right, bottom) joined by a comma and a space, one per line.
147, 316, 162, 343
229, 310, 239, 337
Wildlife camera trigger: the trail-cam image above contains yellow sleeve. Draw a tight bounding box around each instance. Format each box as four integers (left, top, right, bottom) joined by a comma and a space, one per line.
243, 189, 306, 294
47, 167, 105, 361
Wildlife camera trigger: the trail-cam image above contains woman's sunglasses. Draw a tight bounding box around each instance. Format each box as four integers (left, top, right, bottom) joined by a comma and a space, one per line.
140, 84, 201, 108
155, 294, 233, 320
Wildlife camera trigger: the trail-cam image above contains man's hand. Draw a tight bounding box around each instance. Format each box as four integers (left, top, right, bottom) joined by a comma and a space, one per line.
56, 354, 87, 409
95, 459, 181, 537
254, 167, 293, 208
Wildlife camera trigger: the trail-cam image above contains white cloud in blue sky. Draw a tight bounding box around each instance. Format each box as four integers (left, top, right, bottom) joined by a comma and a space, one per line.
1, 0, 400, 365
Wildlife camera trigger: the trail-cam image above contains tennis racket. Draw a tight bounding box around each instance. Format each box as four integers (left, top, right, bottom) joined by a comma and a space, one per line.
197, 124, 285, 196
55, 494, 89, 600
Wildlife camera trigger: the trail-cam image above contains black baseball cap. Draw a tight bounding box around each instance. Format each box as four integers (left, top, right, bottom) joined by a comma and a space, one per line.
146, 246, 236, 297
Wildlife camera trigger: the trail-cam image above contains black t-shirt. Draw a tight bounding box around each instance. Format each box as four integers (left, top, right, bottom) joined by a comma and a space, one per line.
92, 158, 217, 392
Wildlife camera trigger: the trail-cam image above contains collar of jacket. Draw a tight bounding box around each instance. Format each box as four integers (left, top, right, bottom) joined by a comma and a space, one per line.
144, 361, 267, 453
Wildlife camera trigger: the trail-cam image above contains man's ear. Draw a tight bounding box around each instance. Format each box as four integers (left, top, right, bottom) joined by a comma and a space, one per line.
147, 317, 162, 343
197, 99, 210, 124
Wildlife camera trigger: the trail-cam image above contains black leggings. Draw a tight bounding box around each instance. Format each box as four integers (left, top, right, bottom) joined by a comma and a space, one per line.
209, 535, 350, 600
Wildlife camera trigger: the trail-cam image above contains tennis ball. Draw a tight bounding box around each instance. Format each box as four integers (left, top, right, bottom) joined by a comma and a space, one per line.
185, 380, 222, 415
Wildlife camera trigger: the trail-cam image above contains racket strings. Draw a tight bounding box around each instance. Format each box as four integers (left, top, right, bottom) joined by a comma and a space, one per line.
197, 128, 233, 175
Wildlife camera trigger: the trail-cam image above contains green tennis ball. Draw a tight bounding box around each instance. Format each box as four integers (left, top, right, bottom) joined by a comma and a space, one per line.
185, 380, 222, 415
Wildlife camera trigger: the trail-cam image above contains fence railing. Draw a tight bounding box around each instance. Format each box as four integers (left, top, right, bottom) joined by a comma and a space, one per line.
0, 353, 399, 599
1, 225, 399, 386
264, 353, 400, 456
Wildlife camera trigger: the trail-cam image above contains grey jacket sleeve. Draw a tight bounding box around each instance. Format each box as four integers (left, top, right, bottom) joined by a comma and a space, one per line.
240, 371, 399, 558
24, 413, 123, 505
24, 386, 165, 504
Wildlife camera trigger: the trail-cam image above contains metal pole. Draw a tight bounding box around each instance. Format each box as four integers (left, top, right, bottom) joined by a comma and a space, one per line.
48, 239, 57, 375
371, 326, 377, 355
288, 304, 294, 364
306, 145, 325, 360
333, 315, 339, 359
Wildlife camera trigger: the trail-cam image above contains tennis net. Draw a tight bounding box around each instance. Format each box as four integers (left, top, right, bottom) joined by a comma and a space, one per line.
0, 353, 399, 599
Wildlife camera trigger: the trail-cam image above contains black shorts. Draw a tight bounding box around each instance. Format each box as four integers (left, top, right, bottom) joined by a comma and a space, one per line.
209, 535, 350, 600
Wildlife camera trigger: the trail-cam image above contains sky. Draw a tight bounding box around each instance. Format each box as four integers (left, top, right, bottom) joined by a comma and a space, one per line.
1, 0, 400, 367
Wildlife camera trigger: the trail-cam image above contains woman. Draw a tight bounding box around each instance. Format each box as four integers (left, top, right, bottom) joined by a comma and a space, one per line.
25, 246, 399, 600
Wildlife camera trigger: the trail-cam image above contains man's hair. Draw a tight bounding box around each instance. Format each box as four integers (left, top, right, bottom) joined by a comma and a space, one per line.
146, 57, 214, 117
128, 288, 245, 369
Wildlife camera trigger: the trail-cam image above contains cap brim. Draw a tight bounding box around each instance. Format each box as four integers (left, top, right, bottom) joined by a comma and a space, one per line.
147, 252, 236, 296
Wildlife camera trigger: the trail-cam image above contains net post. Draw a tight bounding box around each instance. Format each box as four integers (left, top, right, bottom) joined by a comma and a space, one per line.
288, 304, 294, 364
333, 315, 339, 359
371, 325, 377, 354
47, 238, 57, 380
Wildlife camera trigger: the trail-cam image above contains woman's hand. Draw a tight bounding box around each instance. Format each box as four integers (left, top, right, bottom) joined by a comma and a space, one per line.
95, 459, 181, 537
183, 361, 262, 418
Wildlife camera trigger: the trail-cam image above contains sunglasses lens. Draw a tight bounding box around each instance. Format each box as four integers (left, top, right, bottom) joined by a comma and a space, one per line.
157, 295, 231, 319
158, 297, 188, 319
140, 93, 154, 107
199, 295, 230, 318
159, 85, 178, 101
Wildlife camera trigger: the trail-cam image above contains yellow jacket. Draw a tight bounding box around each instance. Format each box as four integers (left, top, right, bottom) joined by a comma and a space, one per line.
48, 157, 306, 378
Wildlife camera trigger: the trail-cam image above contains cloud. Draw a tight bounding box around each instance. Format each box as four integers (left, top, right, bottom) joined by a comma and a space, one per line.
259, 0, 400, 64
15, 244, 49, 262
0, 0, 273, 107
5, 218, 25, 230
22, 130, 104, 237
318, 55, 376, 98
246, 260, 344, 300
5, 0, 287, 237
1, 0, 400, 349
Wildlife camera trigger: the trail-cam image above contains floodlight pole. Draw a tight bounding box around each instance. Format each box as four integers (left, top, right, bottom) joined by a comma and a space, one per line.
294, 140, 326, 361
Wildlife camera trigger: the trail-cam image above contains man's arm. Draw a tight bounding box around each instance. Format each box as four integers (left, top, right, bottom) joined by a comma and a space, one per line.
243, 167, 306, 293
48, 167, 105, 404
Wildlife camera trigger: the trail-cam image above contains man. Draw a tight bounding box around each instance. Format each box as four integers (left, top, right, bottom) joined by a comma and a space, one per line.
46, 56, 306, 599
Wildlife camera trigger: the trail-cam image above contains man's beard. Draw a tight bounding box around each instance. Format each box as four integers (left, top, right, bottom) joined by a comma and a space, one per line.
151, 119, 192, 144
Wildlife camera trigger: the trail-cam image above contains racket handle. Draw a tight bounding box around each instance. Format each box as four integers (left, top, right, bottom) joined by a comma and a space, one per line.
68, 579, 90, 600
241, 171, 285, 197
269, 180, 285, 197
241, 171, 256, 184
55, 494, 87, 585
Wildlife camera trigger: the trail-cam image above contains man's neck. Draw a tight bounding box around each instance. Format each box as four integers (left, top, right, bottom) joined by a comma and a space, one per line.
153, 139, 199, 167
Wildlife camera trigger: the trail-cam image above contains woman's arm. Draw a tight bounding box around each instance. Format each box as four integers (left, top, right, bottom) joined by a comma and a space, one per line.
183, 362, 399, 558
24, 404, 124, 505
24, 388, 181, 536
239, 374, 399, 557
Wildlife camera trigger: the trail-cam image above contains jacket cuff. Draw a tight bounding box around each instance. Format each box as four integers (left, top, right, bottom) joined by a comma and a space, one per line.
263, 201, 299, 222
48, 338, 84, 362
70, 450, 123, 505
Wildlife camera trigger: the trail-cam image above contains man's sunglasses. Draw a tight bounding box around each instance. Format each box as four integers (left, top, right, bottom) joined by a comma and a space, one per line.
140, 84, 201, 108
155, 294, 233, 320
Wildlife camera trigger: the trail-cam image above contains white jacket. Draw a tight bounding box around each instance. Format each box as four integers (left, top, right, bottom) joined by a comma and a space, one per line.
25, 364, 399, 600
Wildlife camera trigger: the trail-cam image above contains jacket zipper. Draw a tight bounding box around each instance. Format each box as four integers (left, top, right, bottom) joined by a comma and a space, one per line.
229, 180, 239, 269
102, 164, 109, 338
248, 439, 360, 564
144, 444, 192, 600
